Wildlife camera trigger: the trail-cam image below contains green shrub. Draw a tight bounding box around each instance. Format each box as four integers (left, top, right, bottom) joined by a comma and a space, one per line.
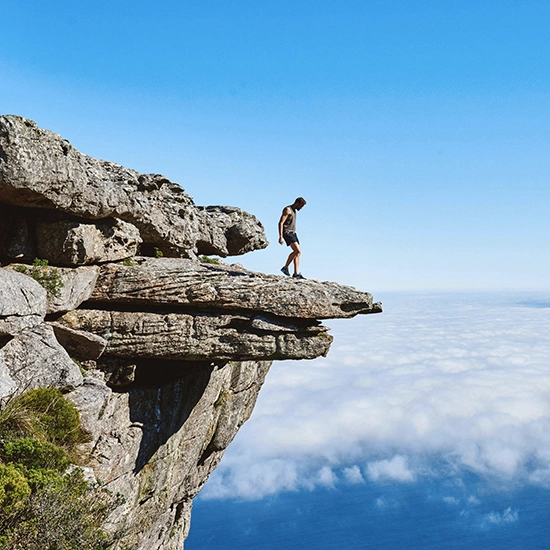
154, 247, 164, 258
0, 463, 31, 516
199, 255, 220, 265
0, 397, 42, 441
16, 387, 88, 447
0, 390, 121, 549
13, 259, 64, 298
0, 438, 70, 474
24, 467, 64, 490
0, 471, 121, 550
122, 257, 136, 266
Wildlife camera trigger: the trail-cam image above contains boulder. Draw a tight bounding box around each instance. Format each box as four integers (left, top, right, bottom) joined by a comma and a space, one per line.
36, 218, 141, 266
45, 265, 100, 314
0, 324, 83, 396
49, 322, 108, 361
196, 206, 271, 256
0, 116, 268, 258
0, 267, 46, 335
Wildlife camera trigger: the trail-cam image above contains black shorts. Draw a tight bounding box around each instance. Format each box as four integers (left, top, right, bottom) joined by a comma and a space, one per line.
283, 232, 299, 246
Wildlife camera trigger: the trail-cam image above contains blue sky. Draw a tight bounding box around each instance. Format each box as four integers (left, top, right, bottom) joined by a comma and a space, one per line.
1, 0, 549, 290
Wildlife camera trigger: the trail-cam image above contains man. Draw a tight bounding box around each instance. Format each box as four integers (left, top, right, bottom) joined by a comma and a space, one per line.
278, 197, 307, 279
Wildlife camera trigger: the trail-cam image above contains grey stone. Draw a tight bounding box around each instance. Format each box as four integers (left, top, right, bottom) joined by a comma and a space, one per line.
67, 377, 112, 442
75, 361, 107, 384
56, 309, 332, 362
50, 322, 108, 360
89, 257, 382, 319
197, 206, 271, 256
0, 361, 16, 401
46, 265, 100, 314
67, 360, 271, 550
0, 116, 268, 258
0, 324, 83, 396
0, 267, 46, 335
95, 358, 137, 388
36, 218, 142, 266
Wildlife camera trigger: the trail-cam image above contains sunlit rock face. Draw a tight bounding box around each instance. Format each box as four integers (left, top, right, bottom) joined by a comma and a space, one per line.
0, 116, 381, 550
0, 115, 268, 259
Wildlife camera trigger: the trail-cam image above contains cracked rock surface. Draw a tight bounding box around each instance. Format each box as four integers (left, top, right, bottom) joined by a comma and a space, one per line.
88, 257, 382, 319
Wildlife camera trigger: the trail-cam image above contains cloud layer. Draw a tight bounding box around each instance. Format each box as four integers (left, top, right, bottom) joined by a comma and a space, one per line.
201, 292, 550, 500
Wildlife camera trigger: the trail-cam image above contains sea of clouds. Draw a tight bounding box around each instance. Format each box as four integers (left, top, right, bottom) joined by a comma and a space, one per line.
201, 291, 550, 501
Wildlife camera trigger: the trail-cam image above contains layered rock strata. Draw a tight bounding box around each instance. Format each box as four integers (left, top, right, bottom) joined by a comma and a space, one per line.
0, 116, 382, 550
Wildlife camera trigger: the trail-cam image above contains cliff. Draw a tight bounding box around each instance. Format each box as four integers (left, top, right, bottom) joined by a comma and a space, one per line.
0, 115, 381, 549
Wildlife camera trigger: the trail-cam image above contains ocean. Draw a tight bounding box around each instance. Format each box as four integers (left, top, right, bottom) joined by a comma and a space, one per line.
187, 480, 550, 549
186, 291, 550, 549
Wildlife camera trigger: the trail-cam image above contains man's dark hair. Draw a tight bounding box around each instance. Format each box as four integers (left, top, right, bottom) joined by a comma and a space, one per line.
294, 197, 306, 206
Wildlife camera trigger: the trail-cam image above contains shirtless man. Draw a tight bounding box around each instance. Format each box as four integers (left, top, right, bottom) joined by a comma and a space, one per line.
278, 197, 307, 279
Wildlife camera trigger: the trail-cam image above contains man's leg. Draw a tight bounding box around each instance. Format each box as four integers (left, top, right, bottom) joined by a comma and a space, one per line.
286, 242, 301, 274
284, 249, 296, 269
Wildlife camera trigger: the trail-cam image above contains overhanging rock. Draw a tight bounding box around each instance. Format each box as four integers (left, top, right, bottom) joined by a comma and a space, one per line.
88, 257, 382, 319
0, 115, 268, 258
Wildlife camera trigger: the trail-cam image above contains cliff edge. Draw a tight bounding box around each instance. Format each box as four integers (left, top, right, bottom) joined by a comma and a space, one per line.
0, 116, 381, 549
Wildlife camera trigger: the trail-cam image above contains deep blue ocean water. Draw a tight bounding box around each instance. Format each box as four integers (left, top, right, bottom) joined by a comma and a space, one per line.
186, 480, 550, 549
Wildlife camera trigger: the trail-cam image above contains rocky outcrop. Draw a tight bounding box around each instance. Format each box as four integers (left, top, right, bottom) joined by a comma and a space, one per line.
0, 115, 268, 259
56, 308, 332, 362
0, 116, 381, 550
88, 257, 381, 319
69, 360, 271, 550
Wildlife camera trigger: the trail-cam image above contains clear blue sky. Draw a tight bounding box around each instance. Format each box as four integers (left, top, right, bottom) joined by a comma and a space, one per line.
2, 0, 549, 291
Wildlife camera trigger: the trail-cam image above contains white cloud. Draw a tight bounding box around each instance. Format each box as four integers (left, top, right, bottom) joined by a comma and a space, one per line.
343, 465, 365, 484
317, 466, 337, 488
202, 292, 550, 500
201, 458, 299, 500
366, 456, 415, 482
485, 507, 519, 525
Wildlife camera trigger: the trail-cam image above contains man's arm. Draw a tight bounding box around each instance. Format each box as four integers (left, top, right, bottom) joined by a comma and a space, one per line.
278, 207, 291, 245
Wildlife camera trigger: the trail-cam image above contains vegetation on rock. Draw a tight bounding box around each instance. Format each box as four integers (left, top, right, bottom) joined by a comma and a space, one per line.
198, 255, 220, 264
13, 258, 63, 298
0, 388, 122, 550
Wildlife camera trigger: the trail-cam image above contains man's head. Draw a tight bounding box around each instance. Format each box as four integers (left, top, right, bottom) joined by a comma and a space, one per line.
293, 197, 307, 210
